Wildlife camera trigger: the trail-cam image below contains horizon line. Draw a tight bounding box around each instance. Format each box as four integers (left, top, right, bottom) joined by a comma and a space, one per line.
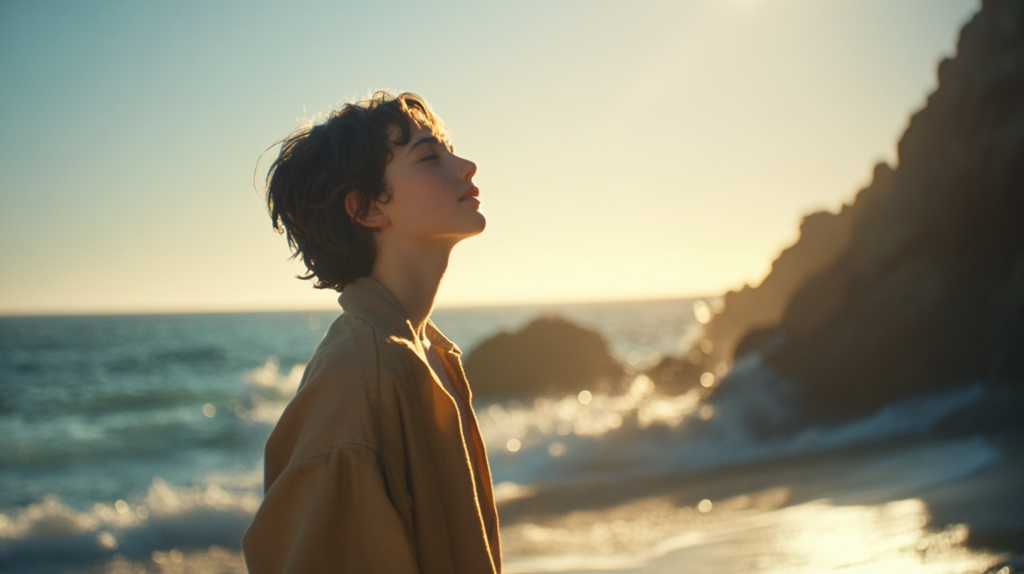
0, 292, 720, 319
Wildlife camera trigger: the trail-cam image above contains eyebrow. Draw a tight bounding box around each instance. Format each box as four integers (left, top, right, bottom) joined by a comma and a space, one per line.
408, 135, 440, 152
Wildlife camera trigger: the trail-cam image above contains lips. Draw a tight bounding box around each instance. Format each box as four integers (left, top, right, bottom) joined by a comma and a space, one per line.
461, 186, 480, 201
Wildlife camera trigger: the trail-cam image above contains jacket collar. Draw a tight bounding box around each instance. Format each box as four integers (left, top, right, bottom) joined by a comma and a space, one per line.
338, 276, 462, 356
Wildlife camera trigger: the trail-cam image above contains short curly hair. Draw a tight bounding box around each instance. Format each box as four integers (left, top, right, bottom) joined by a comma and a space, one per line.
264, 91, 450, 291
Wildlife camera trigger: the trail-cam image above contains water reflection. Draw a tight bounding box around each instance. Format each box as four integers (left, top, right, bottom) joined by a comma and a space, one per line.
502, 491, 1005, 573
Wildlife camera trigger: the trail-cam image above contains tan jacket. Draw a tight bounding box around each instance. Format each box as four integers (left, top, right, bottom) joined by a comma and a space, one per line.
242, 277, 501, 573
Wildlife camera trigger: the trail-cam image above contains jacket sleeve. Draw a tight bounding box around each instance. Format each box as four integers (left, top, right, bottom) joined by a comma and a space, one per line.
242, 444, 418, 574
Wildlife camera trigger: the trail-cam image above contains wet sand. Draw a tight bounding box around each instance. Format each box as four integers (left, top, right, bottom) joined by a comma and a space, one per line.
497, 436, 1024, 573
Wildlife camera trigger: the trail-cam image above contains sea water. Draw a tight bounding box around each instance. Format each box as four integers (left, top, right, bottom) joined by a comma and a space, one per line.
0, 300, 1010, 573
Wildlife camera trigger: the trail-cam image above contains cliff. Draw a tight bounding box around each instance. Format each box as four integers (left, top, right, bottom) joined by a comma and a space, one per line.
730, 0, 1024, 425
703, 163, 893, 364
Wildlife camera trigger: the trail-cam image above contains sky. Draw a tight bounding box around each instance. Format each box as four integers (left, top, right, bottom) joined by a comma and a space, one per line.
0, 0, 980, 315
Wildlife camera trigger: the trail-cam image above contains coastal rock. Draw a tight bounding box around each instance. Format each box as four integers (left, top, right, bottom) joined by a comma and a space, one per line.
701, 163, 893, 366
736, 0, 1024, 424
464, 317, 625, 398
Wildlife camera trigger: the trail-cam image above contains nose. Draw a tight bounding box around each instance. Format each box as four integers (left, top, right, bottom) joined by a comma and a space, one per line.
457, 155, 477, 180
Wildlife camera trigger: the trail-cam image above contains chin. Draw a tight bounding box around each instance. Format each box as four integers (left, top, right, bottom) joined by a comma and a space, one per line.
457, 211, 486, 237
470, 212, 487, 235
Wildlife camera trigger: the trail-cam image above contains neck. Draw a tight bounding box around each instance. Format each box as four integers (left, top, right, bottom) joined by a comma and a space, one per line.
370, 241, 452, 340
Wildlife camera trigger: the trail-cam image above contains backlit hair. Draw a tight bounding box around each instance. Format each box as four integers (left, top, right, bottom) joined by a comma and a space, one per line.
264, 91, 450, 291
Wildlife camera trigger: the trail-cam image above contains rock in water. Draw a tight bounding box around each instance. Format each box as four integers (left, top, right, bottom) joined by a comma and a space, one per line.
745, 0, 1024, 424
464, 317, 624, 399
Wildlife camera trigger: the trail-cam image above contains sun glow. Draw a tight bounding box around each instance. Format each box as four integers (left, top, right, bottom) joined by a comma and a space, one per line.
501, 495, 1004, 573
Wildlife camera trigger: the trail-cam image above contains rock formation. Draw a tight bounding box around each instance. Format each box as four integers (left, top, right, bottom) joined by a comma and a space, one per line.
729, 0, 1024, 425
463, 317, 625, 399
705, 163, 893, 364
644, 129, 895, 395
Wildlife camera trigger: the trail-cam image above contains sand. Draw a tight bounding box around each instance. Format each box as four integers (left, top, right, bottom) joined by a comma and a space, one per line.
497, 436, 1024, 573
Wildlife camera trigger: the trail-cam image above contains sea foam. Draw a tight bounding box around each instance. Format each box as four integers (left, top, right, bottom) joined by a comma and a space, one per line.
0, 470, 261, 571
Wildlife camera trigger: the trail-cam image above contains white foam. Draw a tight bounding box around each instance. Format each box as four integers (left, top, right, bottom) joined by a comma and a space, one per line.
478, 375, 702, 449
479, 354, 993, 487
242, 357, 304, 424
689, 354, 991, 472
493, 482, 537, 504
0, 468, 262, 568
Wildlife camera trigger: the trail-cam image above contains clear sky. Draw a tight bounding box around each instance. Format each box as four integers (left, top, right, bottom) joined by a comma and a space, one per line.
0, 0, 979, 315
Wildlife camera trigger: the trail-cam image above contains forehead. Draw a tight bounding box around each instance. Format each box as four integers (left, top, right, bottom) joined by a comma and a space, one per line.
388, 108, 451, 150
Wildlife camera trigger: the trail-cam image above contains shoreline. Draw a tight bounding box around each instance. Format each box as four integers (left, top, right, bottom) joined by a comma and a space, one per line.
497, 435, 1024, 566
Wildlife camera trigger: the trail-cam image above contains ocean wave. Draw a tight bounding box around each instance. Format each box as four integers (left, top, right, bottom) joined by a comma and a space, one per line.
0, 471, 260, 572
1, 356, 304, 473
239, 357, 304, 425
104, 346, 228, 375
1, 405, 258, 472
480, 354, 993, 486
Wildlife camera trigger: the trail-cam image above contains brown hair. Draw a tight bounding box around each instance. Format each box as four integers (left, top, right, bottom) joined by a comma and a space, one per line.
264, 91, 450, 291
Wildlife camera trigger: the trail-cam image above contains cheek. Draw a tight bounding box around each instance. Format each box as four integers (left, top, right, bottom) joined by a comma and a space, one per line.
388, 179, 456, 229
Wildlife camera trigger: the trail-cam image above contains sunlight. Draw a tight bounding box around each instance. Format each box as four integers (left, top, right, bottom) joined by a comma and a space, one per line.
502, 495, 1005, 573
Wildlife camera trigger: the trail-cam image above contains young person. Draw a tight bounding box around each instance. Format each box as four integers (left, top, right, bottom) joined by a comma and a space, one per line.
242, 92, 501, 573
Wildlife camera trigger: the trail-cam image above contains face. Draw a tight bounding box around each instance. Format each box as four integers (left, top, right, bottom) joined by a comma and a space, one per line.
377, 122, 485, 246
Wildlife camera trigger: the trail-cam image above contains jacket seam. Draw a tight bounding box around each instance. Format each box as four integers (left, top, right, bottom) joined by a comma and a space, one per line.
340, 314, 383, 419
291, 441, 405, 478
369, 318, 382, 437
292, 440, 378, 465
345, 314, 399, 474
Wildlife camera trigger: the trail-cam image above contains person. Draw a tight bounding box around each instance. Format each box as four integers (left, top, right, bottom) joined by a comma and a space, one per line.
241, 92, 501, 573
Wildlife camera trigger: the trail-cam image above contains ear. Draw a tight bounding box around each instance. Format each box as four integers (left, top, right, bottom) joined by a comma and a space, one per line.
344, 190, 390, 228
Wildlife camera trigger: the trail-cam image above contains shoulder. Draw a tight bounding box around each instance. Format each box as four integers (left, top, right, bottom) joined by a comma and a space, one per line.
303, 312, 421, 395
301, 312, 379, 393
264, 312, 421, 472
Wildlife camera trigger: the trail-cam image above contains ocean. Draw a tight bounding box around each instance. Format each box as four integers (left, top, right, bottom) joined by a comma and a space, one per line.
0, 300, 1016, 573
